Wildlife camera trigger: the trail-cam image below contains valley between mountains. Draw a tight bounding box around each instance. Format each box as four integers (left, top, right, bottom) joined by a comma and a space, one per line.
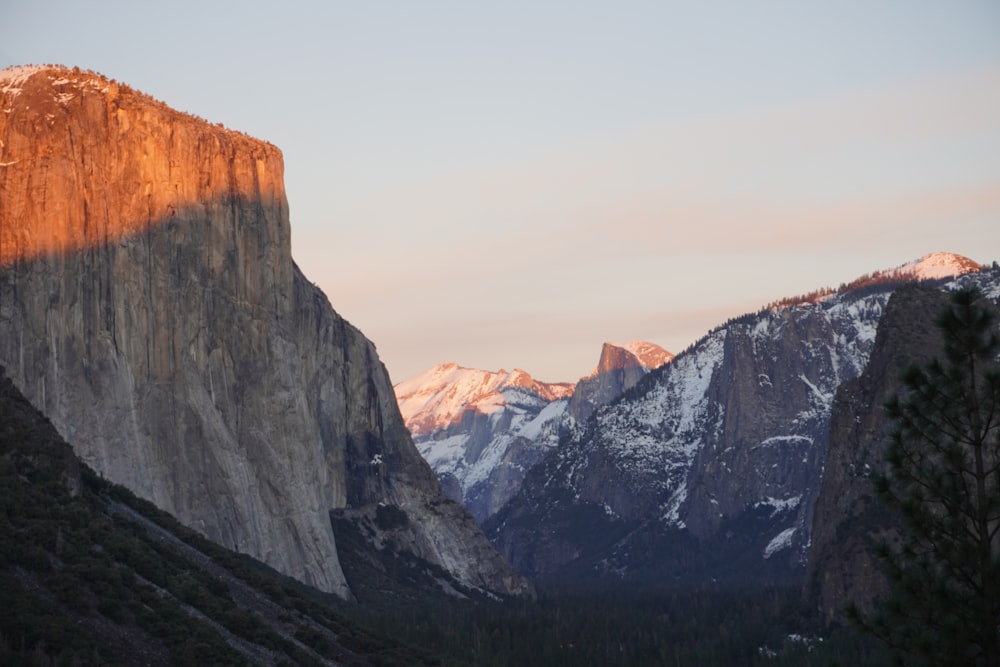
2, 64, 998, 665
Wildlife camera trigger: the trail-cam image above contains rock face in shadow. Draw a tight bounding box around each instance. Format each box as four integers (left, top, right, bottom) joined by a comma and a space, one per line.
805, 280, 1000, 625
0, 65, 530, 599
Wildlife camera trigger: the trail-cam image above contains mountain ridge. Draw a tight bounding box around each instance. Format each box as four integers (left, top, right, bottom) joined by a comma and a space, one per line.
487, 253, 991, 584
395, 363, 575, 438
758, 251, 983, 312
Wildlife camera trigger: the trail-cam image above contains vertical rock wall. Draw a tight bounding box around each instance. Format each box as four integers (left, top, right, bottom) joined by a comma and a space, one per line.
805, 285, 949, 624
0, 66, 528, 598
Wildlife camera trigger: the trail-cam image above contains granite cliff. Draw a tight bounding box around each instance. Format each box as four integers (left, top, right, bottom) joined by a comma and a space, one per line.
0, 65, 529, 599
565, 341, 674, 425
806, 273, 1000, 625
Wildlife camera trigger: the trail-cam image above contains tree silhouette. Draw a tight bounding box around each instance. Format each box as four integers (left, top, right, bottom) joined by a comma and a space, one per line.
850, 287, 1000, 666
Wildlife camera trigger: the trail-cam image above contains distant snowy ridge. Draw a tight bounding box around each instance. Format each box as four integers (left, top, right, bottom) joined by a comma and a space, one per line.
395, 363, 574, 437
396, 362, 575, 522
885, 251, 983, 281
760, 252, 982, 312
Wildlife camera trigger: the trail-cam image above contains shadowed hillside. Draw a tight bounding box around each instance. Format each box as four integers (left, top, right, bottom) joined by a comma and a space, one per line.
0, 365, 455, 666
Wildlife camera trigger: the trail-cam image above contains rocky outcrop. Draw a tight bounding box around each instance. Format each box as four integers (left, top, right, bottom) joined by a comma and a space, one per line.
0, 65, 529, 599
490, 289, 889, 580
806, 275, 1000, 624
566, 341, 673, 424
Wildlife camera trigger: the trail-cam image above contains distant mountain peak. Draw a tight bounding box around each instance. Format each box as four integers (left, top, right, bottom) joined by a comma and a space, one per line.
887, 252, 983, 281
837, 252, 983, 296
588, 340, 674, 379
395, 364, 574, 437
765, 252, 983, 312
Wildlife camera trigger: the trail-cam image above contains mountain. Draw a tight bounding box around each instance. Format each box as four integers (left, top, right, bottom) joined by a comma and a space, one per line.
566, 341, 674, 425
806, 272, 1000, 625
802, 284, 948, 625
765, 251, 985, 310
396, 364, 575, 522
877, 251, 984, 281
486, 253, 987, 585
396, 364, 575, 438
395, 341, 670, 523
0, 65, 529, 600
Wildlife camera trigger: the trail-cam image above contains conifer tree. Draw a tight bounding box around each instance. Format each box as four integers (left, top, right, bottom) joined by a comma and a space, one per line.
851, 286, 1000, 666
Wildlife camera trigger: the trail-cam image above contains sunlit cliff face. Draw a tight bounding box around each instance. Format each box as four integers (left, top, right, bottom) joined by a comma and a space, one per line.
0, 65, 286, 267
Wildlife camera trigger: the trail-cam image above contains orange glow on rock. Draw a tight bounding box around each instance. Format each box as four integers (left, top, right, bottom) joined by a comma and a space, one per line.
0, 66, 286, 267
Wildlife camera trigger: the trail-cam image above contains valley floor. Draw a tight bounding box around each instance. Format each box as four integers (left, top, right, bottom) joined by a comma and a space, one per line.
345, 581, 892, 667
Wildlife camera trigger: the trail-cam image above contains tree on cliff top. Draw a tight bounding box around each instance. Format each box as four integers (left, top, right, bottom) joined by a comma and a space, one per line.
849, 286, 1000, 666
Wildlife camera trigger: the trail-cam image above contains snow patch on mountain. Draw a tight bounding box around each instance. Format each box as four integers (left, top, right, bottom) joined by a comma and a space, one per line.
0, 65, 46, 96
0, 65, 116, 104
764, 527, 797, 559
756, 495, 803, 517
615, 340, 675, 370
891, 252, 983, 281
399, 341, 674, 523
400, 360, 574, 521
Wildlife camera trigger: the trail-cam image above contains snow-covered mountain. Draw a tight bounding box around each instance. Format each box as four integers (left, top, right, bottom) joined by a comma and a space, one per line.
487, 252, 987, 584
766, 251, 985, 309
395, 365, 574, 522
882, 251, 984, 281
395, 342, 671, 522
396, 365, 575, 438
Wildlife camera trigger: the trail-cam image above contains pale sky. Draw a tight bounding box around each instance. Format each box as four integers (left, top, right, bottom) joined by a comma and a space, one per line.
3, 2, 999, 383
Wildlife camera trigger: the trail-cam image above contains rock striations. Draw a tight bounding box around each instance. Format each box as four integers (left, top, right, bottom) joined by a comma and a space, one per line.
0, 65, 529, 599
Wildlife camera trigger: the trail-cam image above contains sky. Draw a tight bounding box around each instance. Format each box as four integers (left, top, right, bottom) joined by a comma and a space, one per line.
2, 2, 1000, 383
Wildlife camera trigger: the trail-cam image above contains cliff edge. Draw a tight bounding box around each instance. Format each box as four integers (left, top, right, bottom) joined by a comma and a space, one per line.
0, 65, 529, 599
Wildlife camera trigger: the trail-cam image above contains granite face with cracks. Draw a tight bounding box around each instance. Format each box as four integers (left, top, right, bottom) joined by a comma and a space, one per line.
0, 65, 529, 599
